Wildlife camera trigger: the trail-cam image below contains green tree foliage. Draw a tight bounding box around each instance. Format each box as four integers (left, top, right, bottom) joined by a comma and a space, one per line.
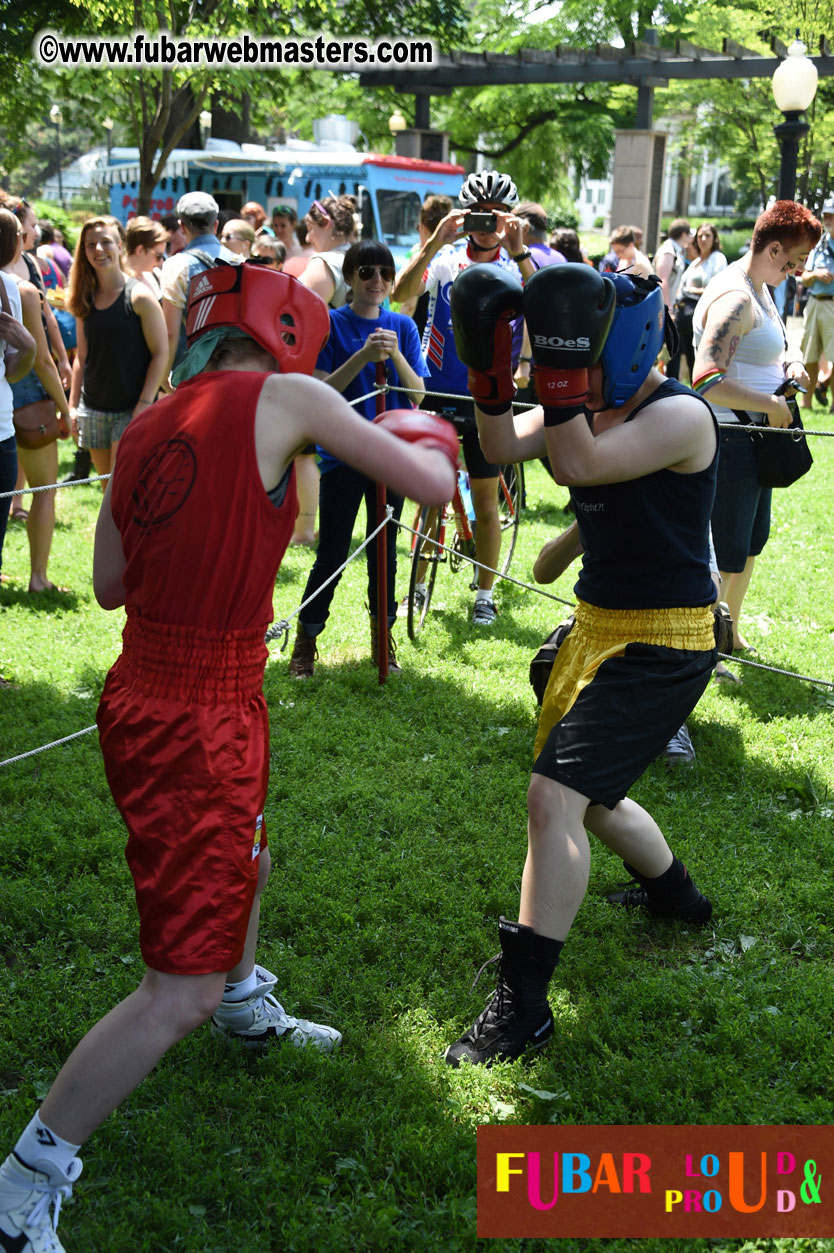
656, 0, 834, 212
1, 0, 467, 211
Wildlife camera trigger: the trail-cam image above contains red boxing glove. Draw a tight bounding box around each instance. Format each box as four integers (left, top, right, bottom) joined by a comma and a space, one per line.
374, 409, 460, 470
450, 264, 524, 414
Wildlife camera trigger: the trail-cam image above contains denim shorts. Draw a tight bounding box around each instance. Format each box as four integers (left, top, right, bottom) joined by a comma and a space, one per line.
11, 371, 48, 410
710, 425, 772, 573
77, 402, 134, 450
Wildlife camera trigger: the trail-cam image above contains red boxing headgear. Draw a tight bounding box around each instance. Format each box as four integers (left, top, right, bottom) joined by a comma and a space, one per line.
184, 261, 330, 375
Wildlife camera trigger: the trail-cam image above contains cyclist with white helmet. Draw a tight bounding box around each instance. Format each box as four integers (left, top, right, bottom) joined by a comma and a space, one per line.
393, 171, 532, 626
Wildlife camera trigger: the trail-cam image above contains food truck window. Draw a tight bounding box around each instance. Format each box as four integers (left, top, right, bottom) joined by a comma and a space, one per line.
376, 190, 422, 246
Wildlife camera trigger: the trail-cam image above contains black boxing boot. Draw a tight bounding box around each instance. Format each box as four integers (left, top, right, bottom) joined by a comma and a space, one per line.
607, 856, 712, 923
445, 917, 563, 1067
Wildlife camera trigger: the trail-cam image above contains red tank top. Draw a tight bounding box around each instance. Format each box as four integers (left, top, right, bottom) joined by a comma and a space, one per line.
111, 370, 297, 631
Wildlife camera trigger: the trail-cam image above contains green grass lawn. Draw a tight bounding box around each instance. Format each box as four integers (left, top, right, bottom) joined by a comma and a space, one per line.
1, 410, 833, 1253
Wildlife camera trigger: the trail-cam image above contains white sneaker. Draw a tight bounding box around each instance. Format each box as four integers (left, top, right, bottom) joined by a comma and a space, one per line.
0, 1152, 82, 1253
472, 598, 497, 626
211, 965, 342, 1052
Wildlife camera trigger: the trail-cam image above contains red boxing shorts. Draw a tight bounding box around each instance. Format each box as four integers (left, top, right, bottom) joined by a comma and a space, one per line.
97, 618, 271, 975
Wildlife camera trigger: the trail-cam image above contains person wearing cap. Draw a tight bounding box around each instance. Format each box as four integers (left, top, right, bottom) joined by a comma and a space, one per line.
159, 191, 237, 381
798, 197, 834, 409
513, 202, 565, 394
514, 202, 565, 270
0, 263, 459, 1253
391, 170, 530, 627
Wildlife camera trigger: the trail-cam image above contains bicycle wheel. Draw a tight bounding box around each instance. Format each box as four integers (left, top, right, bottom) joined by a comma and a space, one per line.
496, 462, 524, 576
407, 505, 442, 640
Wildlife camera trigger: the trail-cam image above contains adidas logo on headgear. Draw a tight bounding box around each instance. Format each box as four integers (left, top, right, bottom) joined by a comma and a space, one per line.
192, 274, 214, 298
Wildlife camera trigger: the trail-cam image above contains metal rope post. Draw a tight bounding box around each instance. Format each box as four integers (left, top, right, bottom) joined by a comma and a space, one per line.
374, 362, 389, 686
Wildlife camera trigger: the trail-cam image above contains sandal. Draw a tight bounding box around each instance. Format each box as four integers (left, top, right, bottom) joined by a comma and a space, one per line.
714, 662, 741, 685
28, 581, 71, 595
10, 506, 28, 523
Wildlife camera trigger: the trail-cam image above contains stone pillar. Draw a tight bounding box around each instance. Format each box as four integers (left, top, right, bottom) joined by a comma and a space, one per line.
609, 129, 669, 256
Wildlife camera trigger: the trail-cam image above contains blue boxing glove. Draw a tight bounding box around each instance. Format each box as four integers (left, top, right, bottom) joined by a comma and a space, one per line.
450, 263, 524, 414
525, 264, 616, 423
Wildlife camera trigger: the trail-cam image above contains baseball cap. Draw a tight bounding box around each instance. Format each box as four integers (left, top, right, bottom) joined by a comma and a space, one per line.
515, 201, 549, 233
177, 191, 219, 218
821, 197, 834, 216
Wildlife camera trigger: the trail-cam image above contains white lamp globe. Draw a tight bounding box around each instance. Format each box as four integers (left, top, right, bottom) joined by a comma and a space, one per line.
772, 37, 818, 112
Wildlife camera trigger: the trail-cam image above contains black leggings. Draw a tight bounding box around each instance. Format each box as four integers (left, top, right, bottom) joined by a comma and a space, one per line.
298, 463, 404, 630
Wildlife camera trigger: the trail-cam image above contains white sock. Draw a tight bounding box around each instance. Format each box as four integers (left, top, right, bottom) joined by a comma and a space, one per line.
475, 589, 494, 603
14, 1112, 81, 1177
223, 969, 259, 1002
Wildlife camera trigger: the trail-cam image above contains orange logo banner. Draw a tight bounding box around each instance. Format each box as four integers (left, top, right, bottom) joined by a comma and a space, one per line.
477, 1125, 832, 1238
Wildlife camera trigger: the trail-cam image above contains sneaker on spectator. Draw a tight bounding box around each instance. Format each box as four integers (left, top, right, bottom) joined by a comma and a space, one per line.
400, 585, 426, 613
211, 965, 342, 1052
472, 598, 497, 626
661, 723, 695, 765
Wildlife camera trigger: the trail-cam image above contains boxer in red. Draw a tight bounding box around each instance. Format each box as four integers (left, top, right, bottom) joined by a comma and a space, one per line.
0, 262, 458, 1253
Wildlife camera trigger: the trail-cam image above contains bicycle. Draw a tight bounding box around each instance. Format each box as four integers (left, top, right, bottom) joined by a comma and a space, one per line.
404, 463, 524, 639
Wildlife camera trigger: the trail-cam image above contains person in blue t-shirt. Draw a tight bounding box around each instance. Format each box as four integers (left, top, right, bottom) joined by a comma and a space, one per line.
289, 240, 429, 678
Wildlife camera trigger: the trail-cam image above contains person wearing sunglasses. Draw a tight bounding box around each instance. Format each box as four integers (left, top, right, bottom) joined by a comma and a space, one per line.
125, 216, 169, 300
289, 240, 430, 679
219, 219, 256, 258
251, 238, 286, 270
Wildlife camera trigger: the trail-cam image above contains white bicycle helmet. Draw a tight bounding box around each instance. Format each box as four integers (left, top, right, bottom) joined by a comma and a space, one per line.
458, 170, 519, 210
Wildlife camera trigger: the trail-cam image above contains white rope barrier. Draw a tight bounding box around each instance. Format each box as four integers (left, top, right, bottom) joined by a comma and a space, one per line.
3, 387, 833, 768
265, 506, 394, 649
0, 474, 110, 500
393, 512, 575, 609
0, 725, 98, 768
2, 387, 832, 502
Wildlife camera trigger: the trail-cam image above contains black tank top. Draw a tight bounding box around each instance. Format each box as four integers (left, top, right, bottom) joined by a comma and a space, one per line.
571, 379, 718, 610
82, 278, 151, 413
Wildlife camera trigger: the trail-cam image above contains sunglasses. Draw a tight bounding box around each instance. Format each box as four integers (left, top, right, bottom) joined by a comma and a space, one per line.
272, 206, 296, 218
356, 265, 395, 283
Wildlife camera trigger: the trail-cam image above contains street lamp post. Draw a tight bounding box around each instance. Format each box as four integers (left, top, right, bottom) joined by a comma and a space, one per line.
388, 108, 407, 156
49, 104, 63, 208
771, 34, 819, 201
199, 109, 212, 148
103, 116, 114, 164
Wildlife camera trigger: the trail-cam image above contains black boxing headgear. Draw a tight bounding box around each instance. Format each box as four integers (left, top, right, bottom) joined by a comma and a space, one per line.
185, 261, 330, 375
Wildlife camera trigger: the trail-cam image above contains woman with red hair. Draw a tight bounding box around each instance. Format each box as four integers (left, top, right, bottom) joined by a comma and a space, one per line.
692, 201, 820, 661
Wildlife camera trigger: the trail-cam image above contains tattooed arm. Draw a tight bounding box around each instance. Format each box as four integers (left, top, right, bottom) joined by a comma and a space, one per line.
692, 290, 791, 428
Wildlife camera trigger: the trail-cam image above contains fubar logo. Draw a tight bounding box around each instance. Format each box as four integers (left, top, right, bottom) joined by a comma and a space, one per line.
533, 334, 590, 350
477, 1126, 832, 1239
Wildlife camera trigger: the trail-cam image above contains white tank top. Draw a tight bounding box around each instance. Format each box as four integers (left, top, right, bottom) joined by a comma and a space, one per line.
693, 261, 786, 424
